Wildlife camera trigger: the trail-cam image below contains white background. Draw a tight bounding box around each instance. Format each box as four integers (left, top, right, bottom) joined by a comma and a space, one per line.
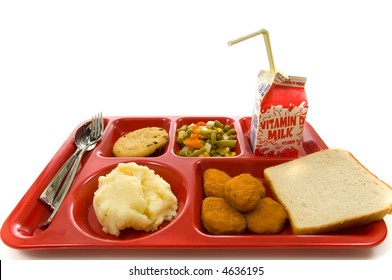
1, 0, 391, 279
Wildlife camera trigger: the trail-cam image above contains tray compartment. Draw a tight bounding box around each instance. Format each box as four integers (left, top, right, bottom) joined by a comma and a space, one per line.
98, 117, 172, 158
71, 160, 188, 241
173, 116, 242, 157
238, 117, 327, 157
193, 158, 291, 236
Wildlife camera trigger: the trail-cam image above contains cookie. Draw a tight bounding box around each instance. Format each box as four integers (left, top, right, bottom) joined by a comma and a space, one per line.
112, 127, 169, 157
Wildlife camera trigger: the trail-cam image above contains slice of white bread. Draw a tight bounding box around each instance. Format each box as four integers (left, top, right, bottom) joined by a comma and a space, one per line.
264, 148, 392, 235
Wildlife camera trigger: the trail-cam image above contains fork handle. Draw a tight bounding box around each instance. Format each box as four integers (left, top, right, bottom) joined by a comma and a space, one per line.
38, 145, 89, 228
39, 148, 81, 209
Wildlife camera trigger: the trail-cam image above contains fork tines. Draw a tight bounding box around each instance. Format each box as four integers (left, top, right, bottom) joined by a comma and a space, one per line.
91, 112, 104, 140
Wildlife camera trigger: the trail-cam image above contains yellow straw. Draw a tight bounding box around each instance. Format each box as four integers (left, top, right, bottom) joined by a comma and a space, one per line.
228, 28, 276, 75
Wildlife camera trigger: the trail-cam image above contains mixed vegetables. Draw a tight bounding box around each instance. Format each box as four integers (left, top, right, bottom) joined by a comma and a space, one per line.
176, 120, 237, 157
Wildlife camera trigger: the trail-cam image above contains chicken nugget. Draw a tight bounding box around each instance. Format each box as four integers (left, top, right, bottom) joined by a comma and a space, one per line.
201, 197, 246, 235
224, 173, 266, 212
245, 197, 288, 234
203, 168, 232, 198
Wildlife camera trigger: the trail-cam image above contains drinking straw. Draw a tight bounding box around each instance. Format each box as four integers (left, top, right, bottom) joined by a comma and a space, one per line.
228, 29, 276, 75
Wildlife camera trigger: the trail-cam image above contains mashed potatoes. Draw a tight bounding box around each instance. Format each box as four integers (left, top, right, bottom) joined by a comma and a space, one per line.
93, 162, 178, 236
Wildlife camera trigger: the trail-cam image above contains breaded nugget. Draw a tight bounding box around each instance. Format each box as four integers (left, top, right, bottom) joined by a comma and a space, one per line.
201, 197, 246, 235
203, 168, 232, 198
245, 197, 288, 234
224, 173, 266, 212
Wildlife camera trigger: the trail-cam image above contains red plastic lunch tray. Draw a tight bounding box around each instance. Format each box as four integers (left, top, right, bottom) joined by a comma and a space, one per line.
1, 116, 387, 249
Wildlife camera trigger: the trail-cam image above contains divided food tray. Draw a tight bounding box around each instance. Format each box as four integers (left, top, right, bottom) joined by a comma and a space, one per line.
1, 116, 387, 249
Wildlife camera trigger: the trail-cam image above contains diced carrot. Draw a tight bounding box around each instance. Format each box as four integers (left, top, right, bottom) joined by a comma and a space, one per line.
195, 121, 206, 127
188, 123, 198, 131
183, 137, 203, 149
190, 133, 203, 139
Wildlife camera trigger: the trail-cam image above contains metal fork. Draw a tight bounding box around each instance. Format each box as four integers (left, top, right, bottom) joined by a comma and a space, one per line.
38, 112, 104, 228
39, 121, 92, 210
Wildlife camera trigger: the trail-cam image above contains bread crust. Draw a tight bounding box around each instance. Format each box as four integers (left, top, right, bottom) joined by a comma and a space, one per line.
288, 205, 390, 235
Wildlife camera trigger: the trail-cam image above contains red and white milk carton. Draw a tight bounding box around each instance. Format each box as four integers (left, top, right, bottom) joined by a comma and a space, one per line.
229, 29, 308, 157
251, 71, 308, 157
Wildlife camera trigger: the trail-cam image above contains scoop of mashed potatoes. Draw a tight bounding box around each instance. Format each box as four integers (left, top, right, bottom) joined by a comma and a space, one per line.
93, 162, 178, 236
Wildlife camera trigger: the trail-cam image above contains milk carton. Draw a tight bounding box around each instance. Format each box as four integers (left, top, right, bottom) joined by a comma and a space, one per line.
228, 29, 308, 157
250, 71, 308, 157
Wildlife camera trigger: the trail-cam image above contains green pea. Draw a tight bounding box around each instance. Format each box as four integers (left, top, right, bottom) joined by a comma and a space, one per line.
223, 125, 232, 132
